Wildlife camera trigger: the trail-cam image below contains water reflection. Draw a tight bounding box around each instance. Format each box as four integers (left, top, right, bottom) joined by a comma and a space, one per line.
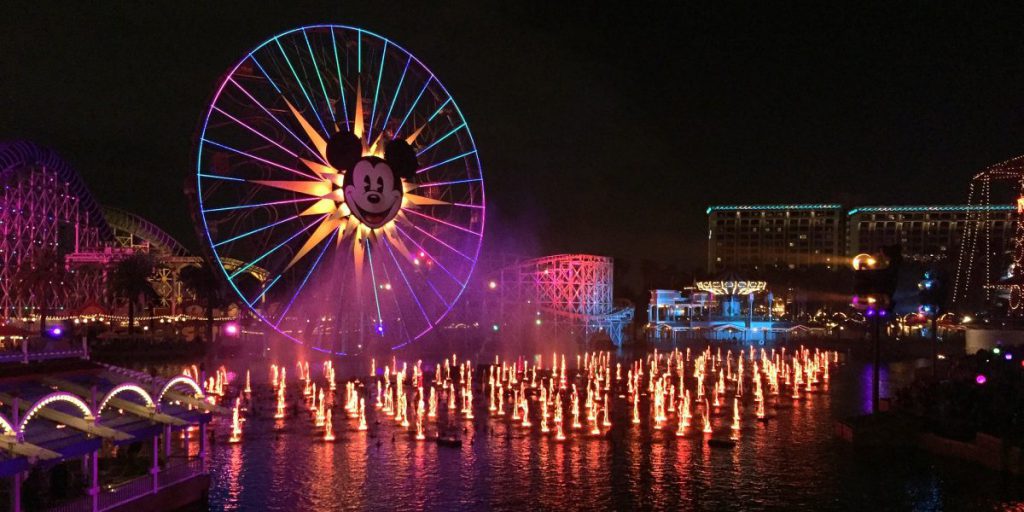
134, 354, 1024, 511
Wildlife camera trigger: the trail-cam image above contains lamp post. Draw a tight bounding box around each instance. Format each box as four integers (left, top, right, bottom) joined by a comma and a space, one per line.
852, 248, 901, 414
863, 304, 887, 413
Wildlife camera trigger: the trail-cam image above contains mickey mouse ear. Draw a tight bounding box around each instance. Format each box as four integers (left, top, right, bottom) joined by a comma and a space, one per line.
326, 131, 363, 171
384, 139, 418, 179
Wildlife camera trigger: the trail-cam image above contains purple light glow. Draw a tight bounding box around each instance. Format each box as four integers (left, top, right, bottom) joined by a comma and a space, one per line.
976, 374, 987, 385
195, 25, 485, 356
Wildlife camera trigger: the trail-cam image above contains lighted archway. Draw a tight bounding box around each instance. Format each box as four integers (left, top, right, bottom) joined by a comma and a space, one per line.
0, 413, 16, 436
18, 392, 95, 432
97, 383, 155, 413
157, 375, 205, 403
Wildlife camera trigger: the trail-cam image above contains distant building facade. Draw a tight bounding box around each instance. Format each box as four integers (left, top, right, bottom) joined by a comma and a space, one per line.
706, 204, 845, 273
707, 203, 1018, 272
847, 205, 1015, 263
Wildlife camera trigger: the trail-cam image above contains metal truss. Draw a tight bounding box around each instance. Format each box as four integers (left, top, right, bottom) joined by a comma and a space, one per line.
102, 206, 189, 257
952, 156, 1024, 312
0, 141, 112, 317
502, 254, 633, 345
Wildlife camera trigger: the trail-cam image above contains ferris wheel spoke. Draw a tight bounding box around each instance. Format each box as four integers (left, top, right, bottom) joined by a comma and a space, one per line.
284, 100, 330, 160
248, 54, 282, 95
229, 77, 325, 164
198, 173, 245, 182
429, 97, 453, 122
405, 221, 474, 264
274, 38, 330, 137
402, 207, 481, 236
365, 237, 385, 335
378, 56, 412, 143
247, 274, 282, 307
249, 179, 332, 198
382, 236, 432, 327
415, 122, 466, 157
303, 29, 336, 124
393, 224, 465, 288
283, 217, 341, 271
331, 29, 350, 131
273, 225, 335, 328
212, 106, 299, 159
376, 245, 401, 325
416, 150, 477, 175
213, 214, 303, 248
201, 138, 317, 180
228, 215, 325, 280
410, 177, 482, 189
203, 197, 317, 214
399, 96, 452, 148
367, 41, 389, 145
424, 278, 450, 309
394, 76, 432, 137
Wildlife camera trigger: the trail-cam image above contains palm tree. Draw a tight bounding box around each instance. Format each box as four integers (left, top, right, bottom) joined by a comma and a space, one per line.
14, 248, 66, 336
179, 263, 225, 345
108, 253, 158, 336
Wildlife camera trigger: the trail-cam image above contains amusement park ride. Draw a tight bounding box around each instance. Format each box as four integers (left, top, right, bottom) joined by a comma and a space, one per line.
189, 25, 485, 355
953, 155, 1024, 316
0, 141, 112, 317
0, 25, 631, 353
493, 255, 634, 346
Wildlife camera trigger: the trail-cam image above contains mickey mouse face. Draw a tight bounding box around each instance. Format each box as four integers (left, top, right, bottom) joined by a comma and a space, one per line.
344, 158, 403, 228
326, 131, 418, 229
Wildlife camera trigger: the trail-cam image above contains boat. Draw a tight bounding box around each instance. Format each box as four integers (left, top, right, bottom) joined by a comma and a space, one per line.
436, 436, 462, 448
707, 438, 736, 449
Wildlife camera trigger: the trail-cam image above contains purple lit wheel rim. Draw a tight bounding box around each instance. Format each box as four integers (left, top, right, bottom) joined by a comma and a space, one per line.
193, 25, 484, 354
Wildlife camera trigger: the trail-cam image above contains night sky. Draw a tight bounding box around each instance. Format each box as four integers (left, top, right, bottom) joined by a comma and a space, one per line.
4, 3, 1024, 270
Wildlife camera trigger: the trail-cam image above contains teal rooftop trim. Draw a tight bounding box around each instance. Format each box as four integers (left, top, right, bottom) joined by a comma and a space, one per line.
706, 204, 843, 215
847, 205, 1015, 215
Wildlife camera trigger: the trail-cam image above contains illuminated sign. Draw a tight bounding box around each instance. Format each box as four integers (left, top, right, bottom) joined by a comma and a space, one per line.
695, 280, 766, 296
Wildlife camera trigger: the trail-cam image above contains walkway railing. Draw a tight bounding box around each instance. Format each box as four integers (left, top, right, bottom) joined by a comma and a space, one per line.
158, 457, 204, 488
97, 475, 152, 510
0, 348, 87, 364
46, 458, 205, 512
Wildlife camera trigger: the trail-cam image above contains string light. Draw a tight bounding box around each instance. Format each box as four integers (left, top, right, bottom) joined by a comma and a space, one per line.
952, 155, 1024, 310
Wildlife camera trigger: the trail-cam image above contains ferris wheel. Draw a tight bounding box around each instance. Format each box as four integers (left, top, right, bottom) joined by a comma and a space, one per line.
192, 25, 485, 354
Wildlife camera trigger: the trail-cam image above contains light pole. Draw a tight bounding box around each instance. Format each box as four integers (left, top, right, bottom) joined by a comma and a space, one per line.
852, 250, 900, 414
864, 304, 887, 413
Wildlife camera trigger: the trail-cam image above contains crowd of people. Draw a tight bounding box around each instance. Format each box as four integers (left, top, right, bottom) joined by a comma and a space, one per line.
896, 347, 1024, 444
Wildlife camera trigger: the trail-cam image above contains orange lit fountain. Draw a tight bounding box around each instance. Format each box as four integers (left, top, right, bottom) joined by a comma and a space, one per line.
229, 397, 242, 443
323, 409, 335, 442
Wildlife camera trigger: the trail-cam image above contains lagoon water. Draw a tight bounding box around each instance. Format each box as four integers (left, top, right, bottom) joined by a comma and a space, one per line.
168, 353, 1023, 512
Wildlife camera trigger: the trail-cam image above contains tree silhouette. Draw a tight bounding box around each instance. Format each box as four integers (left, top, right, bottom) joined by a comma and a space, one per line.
108, 253, 158, 336
179, 263, 226, 345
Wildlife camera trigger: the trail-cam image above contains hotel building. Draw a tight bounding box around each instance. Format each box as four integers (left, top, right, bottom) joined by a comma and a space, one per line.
707, 203, 1017, 272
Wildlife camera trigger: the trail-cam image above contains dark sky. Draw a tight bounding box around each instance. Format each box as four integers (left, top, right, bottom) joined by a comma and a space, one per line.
4, 3, 1024, 270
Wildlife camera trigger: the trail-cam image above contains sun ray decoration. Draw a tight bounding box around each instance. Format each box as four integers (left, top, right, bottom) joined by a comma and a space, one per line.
193, 25, 484, 354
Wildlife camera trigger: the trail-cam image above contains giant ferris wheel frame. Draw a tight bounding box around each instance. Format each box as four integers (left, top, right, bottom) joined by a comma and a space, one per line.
191, 25, 485, 354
